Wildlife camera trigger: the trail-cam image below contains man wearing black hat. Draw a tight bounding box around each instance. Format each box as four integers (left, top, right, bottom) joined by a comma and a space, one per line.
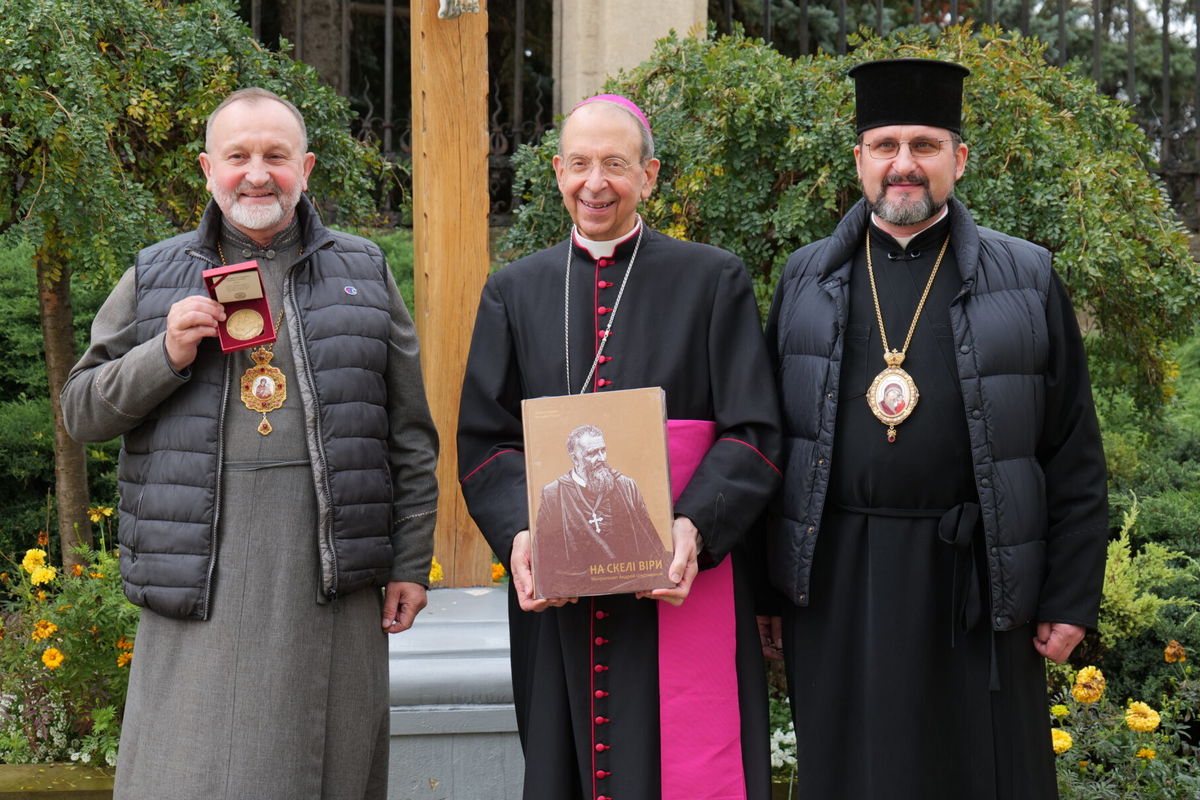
764, 59, 1108, 798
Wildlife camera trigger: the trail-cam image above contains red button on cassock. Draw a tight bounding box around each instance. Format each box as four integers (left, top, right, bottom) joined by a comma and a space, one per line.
595, 743, 610, 752
595, 770, 611, 779
598, 330, 610, 338
597, 259, 611, 268
594, 689, 610, 698
595, 611, 608, 619
594, 636, 608, 646
598, 795, 612, 800
598, 306, 610, 315
597, 378, 611, 387
594, 664, 609, 673
598, 280, 612, 288
594, 716, 610, 725
599, 355, 613, 363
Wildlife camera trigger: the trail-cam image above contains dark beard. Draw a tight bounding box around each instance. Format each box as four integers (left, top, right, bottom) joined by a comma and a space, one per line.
868, 174, 949, 227
584, 464, 615, 494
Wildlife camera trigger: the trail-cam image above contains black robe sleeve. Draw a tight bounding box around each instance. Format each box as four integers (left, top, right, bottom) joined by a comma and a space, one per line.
1034, 270, 1109, 628
457, 277, 530, 567
672, 258, 783, 562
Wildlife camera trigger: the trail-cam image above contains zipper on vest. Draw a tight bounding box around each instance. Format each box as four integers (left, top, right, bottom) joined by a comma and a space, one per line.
284, 262, 339, 599
202, 357, 233, 619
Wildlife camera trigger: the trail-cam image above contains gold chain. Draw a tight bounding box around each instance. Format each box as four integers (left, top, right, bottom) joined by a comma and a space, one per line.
865, 230, 950, 365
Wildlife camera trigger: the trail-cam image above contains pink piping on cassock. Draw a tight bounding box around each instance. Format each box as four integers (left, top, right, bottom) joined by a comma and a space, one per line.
460, 449, 521, 483
717, 437, 781, 475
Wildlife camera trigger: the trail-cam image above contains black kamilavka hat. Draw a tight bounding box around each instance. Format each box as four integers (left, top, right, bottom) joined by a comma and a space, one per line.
849, 58, 970, 134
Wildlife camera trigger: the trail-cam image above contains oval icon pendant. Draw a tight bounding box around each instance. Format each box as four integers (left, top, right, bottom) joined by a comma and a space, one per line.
866, 366, 919, 443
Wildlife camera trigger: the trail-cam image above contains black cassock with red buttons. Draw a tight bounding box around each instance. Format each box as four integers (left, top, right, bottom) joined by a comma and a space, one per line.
458, 225, 782, 800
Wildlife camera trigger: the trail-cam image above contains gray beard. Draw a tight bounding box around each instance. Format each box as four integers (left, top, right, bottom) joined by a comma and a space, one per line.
868, 179, 950, 228
584, 464, 615, 494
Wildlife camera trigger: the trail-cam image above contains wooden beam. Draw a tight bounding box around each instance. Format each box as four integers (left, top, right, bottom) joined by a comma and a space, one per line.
411, 0, 493, 587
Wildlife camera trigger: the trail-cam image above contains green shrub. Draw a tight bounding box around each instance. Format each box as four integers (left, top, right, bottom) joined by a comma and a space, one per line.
505, 24, 1200, 408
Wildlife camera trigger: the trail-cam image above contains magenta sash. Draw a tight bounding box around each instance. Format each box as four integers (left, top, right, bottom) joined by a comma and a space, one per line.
658, 420, 746, 800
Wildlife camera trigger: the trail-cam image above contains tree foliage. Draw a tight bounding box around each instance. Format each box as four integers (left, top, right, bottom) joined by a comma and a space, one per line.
505, 24, 1200, 408
0, 0, 387, 286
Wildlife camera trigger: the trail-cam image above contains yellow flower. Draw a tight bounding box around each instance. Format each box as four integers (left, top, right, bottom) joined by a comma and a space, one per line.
428, 556, 444, 584
70, 564, 83, 577
1050, 704, 1069, 718
1135, 747, 1156, 760
29, 565, 57, 586
116, 652, 133, 668
30, 620, 58, 641
41, 647, 65, 669
0, 572, 8, 583
492, 562, 507, 582
36, 530, 49, 547
89, 572, 105, 579
1071, 666, 1106, 704
1051, 728, 1073, 754
35, 590, 47, 602
86, 506, 114, 523
1165, 640, 1187, 664
1125, 701, 1161, 733
21, 548, 47, 574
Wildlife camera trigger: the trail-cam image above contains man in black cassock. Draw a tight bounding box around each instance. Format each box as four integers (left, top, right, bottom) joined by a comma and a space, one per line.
458, 95, 782, 800
765, 59, 1108, 799
534, 424, 668, 597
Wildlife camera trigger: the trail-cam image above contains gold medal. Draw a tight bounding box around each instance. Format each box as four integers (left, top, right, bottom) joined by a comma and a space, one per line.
864, 231, 949, 442
240, 346, 287, 436
226, 308, 265, 341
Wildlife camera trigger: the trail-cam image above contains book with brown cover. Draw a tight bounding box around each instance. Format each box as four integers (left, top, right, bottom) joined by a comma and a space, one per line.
523, 387, 674, 599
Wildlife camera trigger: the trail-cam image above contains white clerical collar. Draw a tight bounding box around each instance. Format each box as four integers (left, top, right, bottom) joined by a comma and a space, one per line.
871, 205, 949, 251
570, 469, 588, 487
572, 217, 643, 259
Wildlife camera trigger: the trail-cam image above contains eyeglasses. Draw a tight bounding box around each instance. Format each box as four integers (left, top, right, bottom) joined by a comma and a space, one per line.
863, 138, 951, 160
563, 156, 641, 178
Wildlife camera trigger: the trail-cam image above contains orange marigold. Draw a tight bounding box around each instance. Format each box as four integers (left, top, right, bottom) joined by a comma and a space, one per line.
30, 619, 58, 641
1165, 640, 1187, 664
116, 652, 133, 668
71, 564, 83, 577
492, 562, 507, 582
36, 530, 49, 547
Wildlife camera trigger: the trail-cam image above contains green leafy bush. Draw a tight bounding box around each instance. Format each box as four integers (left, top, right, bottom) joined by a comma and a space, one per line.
505, 24, 1200, 407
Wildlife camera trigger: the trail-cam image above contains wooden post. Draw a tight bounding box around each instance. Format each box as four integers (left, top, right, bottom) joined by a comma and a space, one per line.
411, 0, 493, 587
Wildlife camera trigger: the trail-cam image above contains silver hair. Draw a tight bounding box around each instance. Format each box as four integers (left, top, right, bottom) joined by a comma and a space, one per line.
205, 87, 308, 152
566, 424, 605, 458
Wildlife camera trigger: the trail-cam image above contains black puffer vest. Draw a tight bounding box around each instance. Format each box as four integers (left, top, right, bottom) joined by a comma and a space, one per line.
768, 198, 1052, 631
118, 198, 395, 620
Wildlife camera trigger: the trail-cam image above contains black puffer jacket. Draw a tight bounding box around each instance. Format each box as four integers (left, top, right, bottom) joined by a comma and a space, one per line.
766, 198, 1107, 632
65, 198, 437, 620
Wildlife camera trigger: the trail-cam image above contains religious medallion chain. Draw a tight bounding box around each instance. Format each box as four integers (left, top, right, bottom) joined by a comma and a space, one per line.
563, 223, 645, 395
217, 240, 293, 435
863, 229, 950, 443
